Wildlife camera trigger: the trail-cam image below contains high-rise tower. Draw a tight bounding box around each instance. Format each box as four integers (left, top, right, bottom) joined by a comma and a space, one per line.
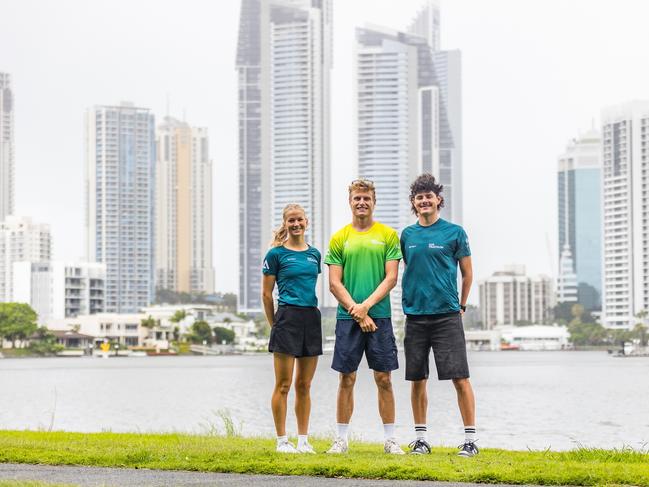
409, 1, 463, 224
0, 72, 15, 222
155, 117, 214, 295
85, 102, 156, 313
356, 26, 439, 232
601, 101, 649, 328
556, 129, 602, 310
236, 0, 332, 312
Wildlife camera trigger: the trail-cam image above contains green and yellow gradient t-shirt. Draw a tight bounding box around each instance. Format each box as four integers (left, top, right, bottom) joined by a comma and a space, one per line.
325, 222, 402, 319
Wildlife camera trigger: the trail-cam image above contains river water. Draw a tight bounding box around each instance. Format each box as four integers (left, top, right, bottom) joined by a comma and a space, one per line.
1, 351, 648, 451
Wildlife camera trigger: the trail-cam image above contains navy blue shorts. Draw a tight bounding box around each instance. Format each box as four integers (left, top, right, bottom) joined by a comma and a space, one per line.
331, 318, 399, 373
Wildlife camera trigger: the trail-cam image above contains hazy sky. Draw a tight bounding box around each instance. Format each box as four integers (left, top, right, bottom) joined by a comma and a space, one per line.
2, 0, 649, 301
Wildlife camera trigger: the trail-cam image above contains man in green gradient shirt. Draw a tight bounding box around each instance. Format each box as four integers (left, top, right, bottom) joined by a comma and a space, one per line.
324, 179, 404, 455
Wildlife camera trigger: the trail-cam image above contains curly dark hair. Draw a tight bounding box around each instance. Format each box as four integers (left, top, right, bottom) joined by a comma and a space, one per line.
409, 173, 444, 215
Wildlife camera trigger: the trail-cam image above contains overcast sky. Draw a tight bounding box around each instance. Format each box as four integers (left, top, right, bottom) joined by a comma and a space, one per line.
2, 0, 649, 300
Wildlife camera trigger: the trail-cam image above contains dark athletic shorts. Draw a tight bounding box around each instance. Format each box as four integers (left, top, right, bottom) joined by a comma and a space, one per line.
404, 312, 470, 381
331, 318, 399, 373
268, 305, 322, 357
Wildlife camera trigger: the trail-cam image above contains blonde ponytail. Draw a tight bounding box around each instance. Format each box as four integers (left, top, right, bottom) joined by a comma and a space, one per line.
270, 203, 306, 247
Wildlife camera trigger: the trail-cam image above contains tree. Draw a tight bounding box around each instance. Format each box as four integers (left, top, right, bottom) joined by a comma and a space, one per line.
632, 323, 648, 347
170, 310, 187, 324
221, 293, 237, 311
213, 326, 235, 344
140, 315, 157, 329
567, 321, 607, 346
189, 320, 212, 344
28, 327, 64, 356
0, 303, 39, 348
172, 326, 180, 341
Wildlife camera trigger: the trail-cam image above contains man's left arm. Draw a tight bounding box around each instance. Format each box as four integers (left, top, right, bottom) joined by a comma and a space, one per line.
349, 260, 399, 321
458, 256, 473, 314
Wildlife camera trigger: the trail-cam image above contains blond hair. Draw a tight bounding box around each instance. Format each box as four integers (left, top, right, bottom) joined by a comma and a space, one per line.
348, 178, 376, 201
270, 203, 307, 247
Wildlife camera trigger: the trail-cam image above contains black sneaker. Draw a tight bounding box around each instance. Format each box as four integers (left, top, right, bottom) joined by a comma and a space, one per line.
457, 441, 479, 457
408, 438, 431, 454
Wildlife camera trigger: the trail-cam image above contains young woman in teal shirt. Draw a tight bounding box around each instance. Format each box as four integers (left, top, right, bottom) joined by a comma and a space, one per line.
262, 203, 322, 454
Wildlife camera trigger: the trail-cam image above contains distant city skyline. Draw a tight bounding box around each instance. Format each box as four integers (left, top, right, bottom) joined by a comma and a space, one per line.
3, 0, 649, 301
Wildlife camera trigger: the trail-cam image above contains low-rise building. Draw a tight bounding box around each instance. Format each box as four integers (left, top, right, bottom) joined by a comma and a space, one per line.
500, 325, 570, 351
479, 265, 555, 328
12, 261, 106, 322
47, 313, 169, 349
0, 216, 51, 302
141, 305, 256, 345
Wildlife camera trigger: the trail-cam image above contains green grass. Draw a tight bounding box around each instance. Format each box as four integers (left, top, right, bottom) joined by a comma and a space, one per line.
0, 431, 647, 485
0, 483, 76, 487
0, 349, 33, 358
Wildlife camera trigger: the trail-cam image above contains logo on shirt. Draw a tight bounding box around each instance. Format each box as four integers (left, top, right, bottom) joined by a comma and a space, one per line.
286, 257, 297, 261
408, 245, 417, 249
263, 260, 269, 270
307, 257, 318, 263
429, 243, 444, 249
370, 239, 386, 246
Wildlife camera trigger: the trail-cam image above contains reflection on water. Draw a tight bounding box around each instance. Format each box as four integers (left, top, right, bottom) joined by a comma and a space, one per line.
1, 351, 648, 451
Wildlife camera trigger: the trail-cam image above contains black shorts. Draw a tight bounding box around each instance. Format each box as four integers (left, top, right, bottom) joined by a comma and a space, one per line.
268, 305, 322, 358
331, 318, 399, 373
404, 313, 470, 381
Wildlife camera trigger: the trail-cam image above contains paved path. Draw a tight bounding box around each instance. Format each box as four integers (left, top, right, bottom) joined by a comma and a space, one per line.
0, 463, 524, 487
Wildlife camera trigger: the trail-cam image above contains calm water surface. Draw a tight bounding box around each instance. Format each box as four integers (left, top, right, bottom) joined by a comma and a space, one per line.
1, 351, 648, 451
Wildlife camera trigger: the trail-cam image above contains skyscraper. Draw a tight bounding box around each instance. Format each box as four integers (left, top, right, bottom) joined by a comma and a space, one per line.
601, 101, 649, 328
0, 216, 51, 302
236, 0, 332, 312
85, 102, 156, 313
0, 72, 14, 222
556, 129, 602, 310
409, 1, 463, 225
356, 26, 439, 232
155, 116, 214, 295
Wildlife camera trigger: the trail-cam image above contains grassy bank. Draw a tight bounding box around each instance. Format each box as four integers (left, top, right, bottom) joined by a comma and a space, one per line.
0, 431, 648, 485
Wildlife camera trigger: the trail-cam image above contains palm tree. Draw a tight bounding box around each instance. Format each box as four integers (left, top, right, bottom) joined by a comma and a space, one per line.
170, 310, 187, 324
140, 315, 157, 329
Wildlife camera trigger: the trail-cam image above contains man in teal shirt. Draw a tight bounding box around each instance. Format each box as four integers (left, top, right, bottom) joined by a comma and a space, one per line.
400, 174, 478, 457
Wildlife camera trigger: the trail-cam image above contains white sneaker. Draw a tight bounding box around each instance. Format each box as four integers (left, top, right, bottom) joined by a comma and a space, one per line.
297, 441, 316, 454
384, 438, 405, 454
276, 440, 298, 453
326, 437, 348, 454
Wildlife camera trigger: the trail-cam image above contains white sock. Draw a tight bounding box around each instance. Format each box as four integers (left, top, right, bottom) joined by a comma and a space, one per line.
415, 424, 427, 441
277, 435, 288, 445
464, 426, 477, 443
383, 423, 395, 441
336, 423, 349, 442
298, 434, 309, 447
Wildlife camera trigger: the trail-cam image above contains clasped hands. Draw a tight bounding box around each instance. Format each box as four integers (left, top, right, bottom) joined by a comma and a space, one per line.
348, 302, 377, 333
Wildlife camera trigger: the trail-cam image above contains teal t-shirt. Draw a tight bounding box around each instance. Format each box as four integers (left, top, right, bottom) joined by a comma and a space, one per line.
400, 219, 471, 315
263, 245, 321, 307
